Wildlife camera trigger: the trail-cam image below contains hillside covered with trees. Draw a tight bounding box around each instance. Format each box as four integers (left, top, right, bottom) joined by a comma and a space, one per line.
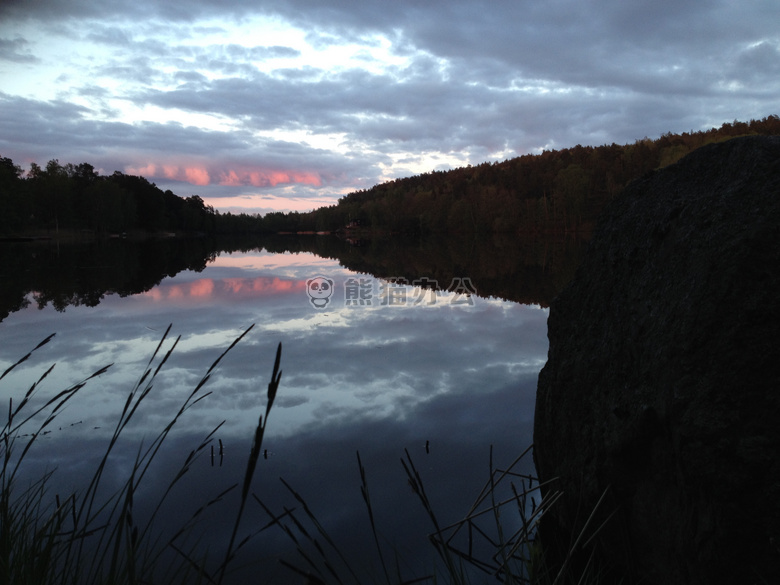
2, 116, 778, 238
291, 115, 780, 235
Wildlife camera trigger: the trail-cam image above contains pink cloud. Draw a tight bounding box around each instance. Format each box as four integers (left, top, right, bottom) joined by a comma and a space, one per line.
162, 165, 179, 180
223, 278, 246, 293
142, 276, 307, 303
224, 276, 306, 296
220, 170, 242, 187
126, 160, 321, 190
184, 167, 211, 186
220, 168, 322, 188
127, 163, 158, 177
190, 278, 215, 297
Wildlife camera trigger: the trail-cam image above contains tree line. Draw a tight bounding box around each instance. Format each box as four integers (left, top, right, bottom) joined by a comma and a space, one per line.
291, 115, 780, 235
2, 115, 779, 238
0, 159, 219, 236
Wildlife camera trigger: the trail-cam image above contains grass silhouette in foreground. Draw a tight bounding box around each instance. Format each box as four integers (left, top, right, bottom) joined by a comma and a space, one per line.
1, 327, 610, 584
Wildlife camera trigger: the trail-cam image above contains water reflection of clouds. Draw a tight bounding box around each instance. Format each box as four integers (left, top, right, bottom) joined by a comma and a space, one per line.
0, 251, 548, 447
0, 248, 548, 583
141, 275, 306, 303
15, 374, 539, 583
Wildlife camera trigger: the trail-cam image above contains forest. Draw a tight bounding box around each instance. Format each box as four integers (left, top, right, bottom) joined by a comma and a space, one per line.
2, 115, 779, 238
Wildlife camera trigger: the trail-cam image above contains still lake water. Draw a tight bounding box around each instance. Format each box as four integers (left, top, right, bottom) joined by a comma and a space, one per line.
0, 235, 582, 584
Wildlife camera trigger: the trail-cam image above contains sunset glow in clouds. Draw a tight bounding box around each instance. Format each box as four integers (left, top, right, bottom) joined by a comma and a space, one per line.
125, 163, 322, 189
143, 276, 306, 303
218, 168, 321, 188
1, 1, 778, 214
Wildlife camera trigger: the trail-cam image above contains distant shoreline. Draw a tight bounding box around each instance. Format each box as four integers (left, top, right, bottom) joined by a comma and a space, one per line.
0, 229, 206, 243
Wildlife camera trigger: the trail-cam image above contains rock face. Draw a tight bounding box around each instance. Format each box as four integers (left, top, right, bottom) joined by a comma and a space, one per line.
533, 136, 780, 584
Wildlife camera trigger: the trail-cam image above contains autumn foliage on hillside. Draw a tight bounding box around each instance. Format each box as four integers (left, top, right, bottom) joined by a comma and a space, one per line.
2, 116, 779, 237
286, 115, 780, 235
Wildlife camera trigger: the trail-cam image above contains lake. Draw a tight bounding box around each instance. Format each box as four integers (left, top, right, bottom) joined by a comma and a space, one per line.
0, 234, 584, 584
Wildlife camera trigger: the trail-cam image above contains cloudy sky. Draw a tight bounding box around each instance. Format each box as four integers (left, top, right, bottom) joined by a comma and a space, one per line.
1, 0, 778, 214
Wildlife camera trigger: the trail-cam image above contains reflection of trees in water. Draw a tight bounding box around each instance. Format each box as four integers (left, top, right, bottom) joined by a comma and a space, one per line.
0, 237, 218, 322
0, 234, 587, 322
251, 233, 587, 306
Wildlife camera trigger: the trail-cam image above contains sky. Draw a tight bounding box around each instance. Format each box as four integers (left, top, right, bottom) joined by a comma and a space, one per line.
1, 0, 778, 215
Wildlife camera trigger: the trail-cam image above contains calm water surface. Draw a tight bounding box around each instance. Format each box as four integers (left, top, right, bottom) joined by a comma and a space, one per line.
0, 242, 552, 583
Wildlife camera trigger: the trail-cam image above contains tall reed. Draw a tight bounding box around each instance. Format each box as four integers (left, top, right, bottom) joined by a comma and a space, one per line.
1, 329, 611, 584
258, 441, 611, 585
0, 325, 282, 585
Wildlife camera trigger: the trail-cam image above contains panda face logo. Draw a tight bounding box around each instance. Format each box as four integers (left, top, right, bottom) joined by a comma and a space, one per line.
306, 276, 334, 308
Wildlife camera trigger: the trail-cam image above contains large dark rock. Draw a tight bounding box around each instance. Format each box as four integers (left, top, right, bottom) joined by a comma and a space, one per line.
533, 136, 780, 584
